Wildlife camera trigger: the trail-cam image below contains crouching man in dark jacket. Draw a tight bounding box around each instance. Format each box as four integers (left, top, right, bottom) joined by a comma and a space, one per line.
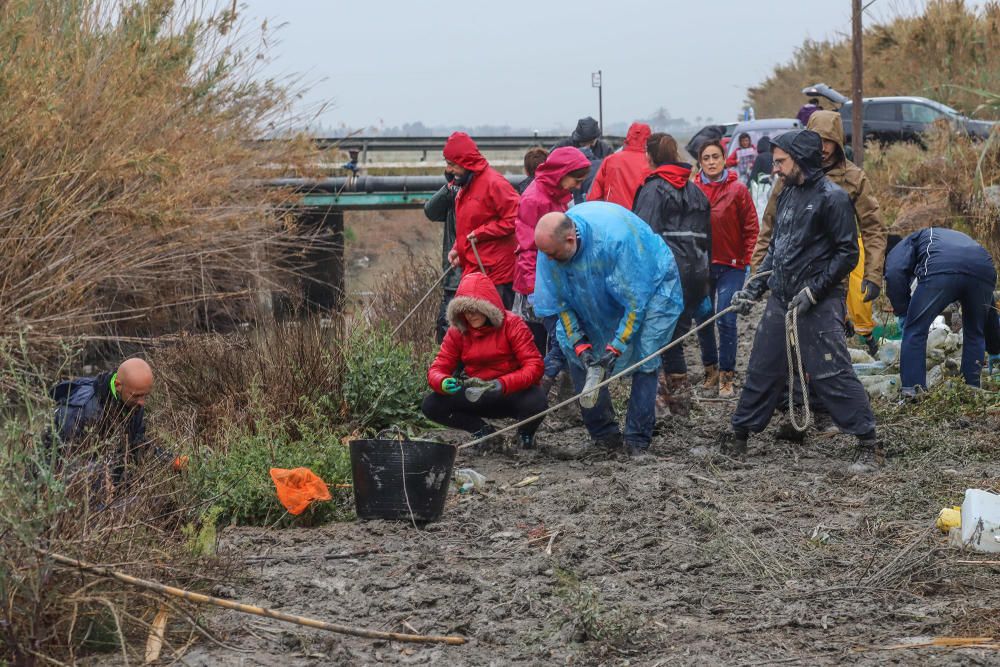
46, 358, 181, 492
727, 130, 882, 471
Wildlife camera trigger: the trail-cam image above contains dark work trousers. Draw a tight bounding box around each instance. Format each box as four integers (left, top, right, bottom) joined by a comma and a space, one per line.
527, 321, 548, 357
901, 273, 994, 390
421, 386, 547, 436
542, 315, 567, 378
732, 290, 875, 436
495, 283, 516, 310
436, 287, 458, 344
567, 363, 659, 448
662, 302, 698, 375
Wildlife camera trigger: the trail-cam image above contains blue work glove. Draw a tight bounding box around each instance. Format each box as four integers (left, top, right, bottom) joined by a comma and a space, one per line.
896, 315, 906, 337
441, 377, 461, 394
989, 353, 1000, 375
861, 279, 881, 303
695, 296, 713, 320
730, 289, 757, 316
789, 287, 817, 316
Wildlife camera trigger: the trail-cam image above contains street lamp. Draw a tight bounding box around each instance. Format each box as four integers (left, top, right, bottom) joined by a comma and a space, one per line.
591, 70, 603, 132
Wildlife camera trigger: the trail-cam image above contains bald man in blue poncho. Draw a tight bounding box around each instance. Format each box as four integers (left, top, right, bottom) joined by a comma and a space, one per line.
533, 202, 684, 460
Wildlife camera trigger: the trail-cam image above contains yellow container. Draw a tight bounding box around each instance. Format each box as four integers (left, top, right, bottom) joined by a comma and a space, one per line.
936, 506, 961, 533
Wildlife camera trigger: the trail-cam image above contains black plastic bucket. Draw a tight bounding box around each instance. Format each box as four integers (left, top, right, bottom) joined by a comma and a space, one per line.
349, 438, 457, 523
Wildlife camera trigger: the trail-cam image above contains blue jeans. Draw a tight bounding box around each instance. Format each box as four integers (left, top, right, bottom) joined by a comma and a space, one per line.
542, 315, 567, 378
901, 273, 993, 390
567, 363, 659, 448
696, 265, 747, 372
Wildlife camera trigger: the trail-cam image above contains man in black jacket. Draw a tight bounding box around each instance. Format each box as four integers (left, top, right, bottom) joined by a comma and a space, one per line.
552, 116, 614, 160
727, 130, 881, 470
46, 358, 179, 489
424, 178, 461, 342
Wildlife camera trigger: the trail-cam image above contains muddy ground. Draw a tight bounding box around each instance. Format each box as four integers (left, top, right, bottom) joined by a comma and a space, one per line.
167, 312, 1000, 667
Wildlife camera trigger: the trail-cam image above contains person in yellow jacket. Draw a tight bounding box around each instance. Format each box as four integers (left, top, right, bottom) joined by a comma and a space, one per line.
751, 111, 887, 356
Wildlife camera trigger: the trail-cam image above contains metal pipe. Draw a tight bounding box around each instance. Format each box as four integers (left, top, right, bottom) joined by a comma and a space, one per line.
266, 174, 524, 194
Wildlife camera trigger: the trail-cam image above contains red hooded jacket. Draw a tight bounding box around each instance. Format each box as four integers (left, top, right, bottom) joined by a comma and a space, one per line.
513, 147, 592, 294
695, 169, 759, 268
443, 133, 520, 284
428, 272, 543, 395
586, 122, 651, 208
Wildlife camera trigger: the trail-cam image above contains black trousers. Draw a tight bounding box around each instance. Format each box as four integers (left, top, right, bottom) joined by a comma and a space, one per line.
732, 290, 875, 436
421, 386, 547, 435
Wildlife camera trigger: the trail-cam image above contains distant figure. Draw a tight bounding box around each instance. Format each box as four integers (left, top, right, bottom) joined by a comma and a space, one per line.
797, 97, 822, 126
734, 132, 757, 184
443, 132, 520, 309
342, 149, 361, 175
586, 122, 652, 208
748, 135, 773, 184
516, 146, 548, 195
552, 116, 614, 160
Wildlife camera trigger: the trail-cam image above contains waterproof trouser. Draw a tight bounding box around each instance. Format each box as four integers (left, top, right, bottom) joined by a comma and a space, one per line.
421, 386, 547, 436
567, 364, 658, 449
436, 287, 458, 343
900, 273, 994, 390
661, 301, 698, 375
732, 290, 875, 436
696, 264, 747, 372
846, 236, 874, 336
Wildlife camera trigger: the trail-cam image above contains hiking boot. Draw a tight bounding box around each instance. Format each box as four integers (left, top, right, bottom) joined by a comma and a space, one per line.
625, 442, 653, 463
848, 432, 886, 473
469, 424, 497, 453
774, 420, 807, 443
659, 373, 692, 418
718, 370, 736, 398
593, 432, 624, 451
518, 430, 536, 450
701, 364, 719, 392
721, 429, 748, 459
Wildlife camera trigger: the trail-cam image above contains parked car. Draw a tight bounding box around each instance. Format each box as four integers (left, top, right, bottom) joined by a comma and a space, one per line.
802, 83, 996, 146
724, 118, 801, 159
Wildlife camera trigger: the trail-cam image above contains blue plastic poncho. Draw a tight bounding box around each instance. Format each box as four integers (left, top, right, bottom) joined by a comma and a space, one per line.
533, 201, 684, 374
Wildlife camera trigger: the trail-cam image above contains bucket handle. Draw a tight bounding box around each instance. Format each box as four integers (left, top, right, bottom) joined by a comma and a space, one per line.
376, 426, 408, 442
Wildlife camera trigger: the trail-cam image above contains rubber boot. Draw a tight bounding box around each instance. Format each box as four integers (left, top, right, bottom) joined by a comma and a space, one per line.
701, 364, 719, 393
722, 428, 748, 459
659, 373, 691, 418
539, 374, 556, 398
517, 429, 536, 450
718, 370, 735, 398
774, 419, 807, 443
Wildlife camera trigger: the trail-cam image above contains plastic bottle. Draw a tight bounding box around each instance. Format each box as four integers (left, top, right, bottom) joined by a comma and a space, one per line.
580, 366, 605, 409
960, 489, 1000, 553
453, 468, 486, 491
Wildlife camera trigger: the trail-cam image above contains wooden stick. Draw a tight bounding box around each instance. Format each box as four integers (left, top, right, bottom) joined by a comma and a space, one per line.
39, 549, 466, 645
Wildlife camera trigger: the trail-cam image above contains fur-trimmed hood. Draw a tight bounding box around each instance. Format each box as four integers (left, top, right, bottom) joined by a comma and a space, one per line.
446, 271, 505, 332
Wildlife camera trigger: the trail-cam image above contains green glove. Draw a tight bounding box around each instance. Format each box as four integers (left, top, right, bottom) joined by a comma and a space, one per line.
441, 377, 461, 394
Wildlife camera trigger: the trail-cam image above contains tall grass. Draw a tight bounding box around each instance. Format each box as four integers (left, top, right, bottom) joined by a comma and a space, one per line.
0, 0, 315, 387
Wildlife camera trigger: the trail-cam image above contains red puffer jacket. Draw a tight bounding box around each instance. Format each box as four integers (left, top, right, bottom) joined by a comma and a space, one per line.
427, 272, 543, 395
586, 122, 651, 208
695, 169, 759, 269
443, 132, 520, 285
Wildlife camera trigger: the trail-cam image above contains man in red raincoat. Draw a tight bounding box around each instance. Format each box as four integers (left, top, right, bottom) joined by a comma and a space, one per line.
443, 132, 520, 309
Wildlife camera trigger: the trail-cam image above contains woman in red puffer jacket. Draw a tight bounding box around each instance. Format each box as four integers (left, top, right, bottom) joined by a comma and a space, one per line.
422, 272, 546, 450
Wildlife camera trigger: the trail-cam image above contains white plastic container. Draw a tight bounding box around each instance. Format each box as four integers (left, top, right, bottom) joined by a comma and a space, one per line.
960, 489, 1000, 553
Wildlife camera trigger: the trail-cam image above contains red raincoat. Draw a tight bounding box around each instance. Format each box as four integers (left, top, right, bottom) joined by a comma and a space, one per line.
443, 132, 520, 284
695, 169, 759, 268
586, 122, 651, 208
428, 272, 543, 395
513, 146, 591, 295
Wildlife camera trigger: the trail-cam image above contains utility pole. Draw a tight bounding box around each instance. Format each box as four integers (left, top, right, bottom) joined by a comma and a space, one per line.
592, 70, 603, 132
851, 0, 864, 166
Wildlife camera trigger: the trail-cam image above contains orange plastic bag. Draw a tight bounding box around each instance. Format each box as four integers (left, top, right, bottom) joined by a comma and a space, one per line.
269, 467, 332, 515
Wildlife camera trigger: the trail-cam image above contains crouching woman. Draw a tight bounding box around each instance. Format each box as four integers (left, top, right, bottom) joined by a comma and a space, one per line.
422, 272, 546, 450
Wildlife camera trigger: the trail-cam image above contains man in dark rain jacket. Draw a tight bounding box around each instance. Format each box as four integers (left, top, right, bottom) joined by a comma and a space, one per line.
727, 130, 881, 470
424, 180, 461, 342
552, 116, 614, 160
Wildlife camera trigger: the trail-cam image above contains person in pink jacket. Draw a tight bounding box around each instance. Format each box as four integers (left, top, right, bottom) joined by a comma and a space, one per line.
513, 146, 591, 384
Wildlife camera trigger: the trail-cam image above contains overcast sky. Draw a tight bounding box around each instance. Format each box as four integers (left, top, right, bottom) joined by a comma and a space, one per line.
236, 0, 964, 132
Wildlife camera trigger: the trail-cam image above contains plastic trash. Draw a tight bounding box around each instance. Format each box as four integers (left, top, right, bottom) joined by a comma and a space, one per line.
927, 364, 945, 388
936, 506, 961, 533
853, 361, 888, 376
463, 377, 497, 403
850, 348, 876, 364
580, 365, 605, 409
453, 468, 486, 492
960, 489, 1000, 553
877, 340, 901, 365
859, 373, 900, 398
